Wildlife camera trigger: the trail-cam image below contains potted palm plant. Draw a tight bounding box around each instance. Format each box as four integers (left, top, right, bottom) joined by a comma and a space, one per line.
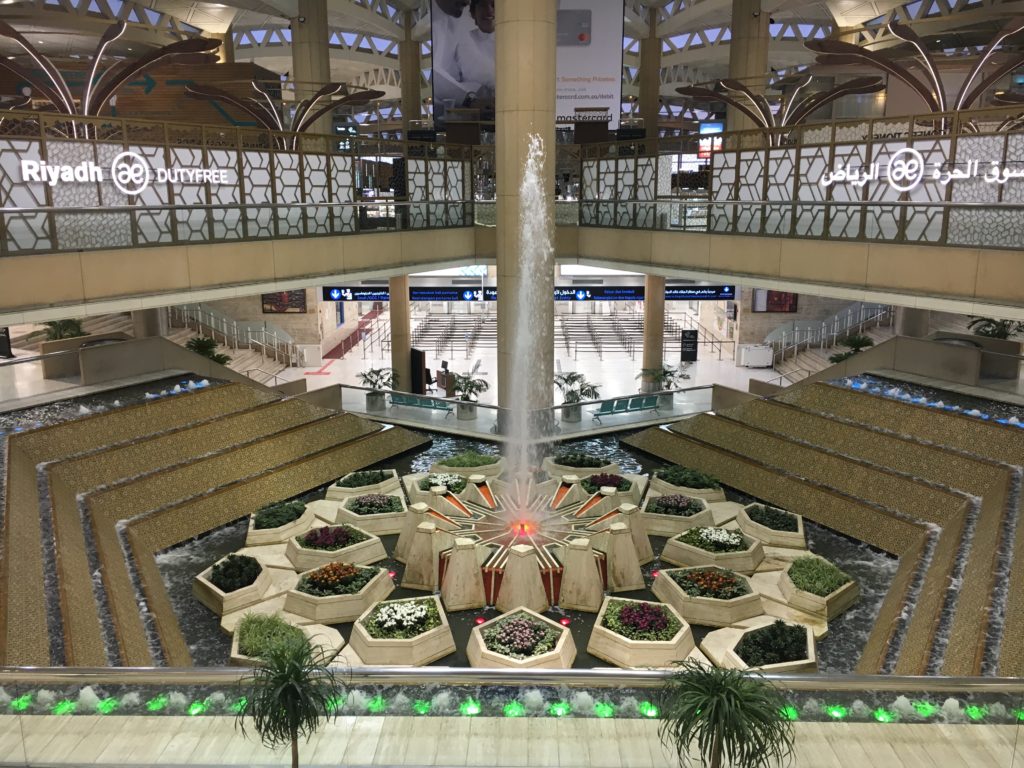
356, 367, 396, 412
452, 372, 489, 420
236, 636, 342, 768
658, 659, 795, 768
185, 335, 232, 365
554, 372, 600, 423
637, 365, 684, 407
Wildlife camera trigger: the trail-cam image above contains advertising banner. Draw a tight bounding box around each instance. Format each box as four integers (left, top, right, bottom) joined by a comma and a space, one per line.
430, 0, 623, 129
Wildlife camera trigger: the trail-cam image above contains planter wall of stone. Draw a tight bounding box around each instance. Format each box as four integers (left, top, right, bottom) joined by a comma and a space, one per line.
652, 568, 764, 627
326, 470, 401, 501
722, 622, 817, 673
640, 495, 713, 537
430, 456, 505, 478
284, 526, 387, 571
349, 595, 456, 666
736, 504, 806, 549
661, 534, 764, 574
587, 597, 695, 669
779, 564, 860, 621
541, 457, 620, 479
245, 505, 319, 547
193, 560, 273, 616
283, 567, 395, 624
649, 476, 726, 502
466, 607, 576, 669
229, 622, 344, 667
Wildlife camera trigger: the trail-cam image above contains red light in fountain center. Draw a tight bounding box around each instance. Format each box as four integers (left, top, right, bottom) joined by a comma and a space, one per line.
516, 521, 531, 537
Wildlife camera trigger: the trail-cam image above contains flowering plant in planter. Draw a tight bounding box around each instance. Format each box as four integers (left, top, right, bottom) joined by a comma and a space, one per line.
670, 567, 750, 600
482, 612, 561, 660
746, 504, 799, 532
677, 527, 747, 553
347, 494, 403, 516
210, 554, 261, 592
297, 562, 378, 597
337, 470, 391, 488
253, 500, 306, 530
601, 599, 681, 642
417, 473, 467, 493
647, 494, 703, 517
581, 473, 632, 494
297, 525, 369, 551
362, 598, 441, 639
735, 620, 808, 667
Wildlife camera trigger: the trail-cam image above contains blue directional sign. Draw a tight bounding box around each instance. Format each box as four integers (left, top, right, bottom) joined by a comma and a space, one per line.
321, 287, 391, 302
553, 286, 645, 301
664, 285, 736, 301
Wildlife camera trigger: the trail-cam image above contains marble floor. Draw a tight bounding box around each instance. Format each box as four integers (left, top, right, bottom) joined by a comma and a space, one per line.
0, 715, 1019, 767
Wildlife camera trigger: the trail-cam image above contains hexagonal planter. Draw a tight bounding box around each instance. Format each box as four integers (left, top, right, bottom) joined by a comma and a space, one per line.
541, 456, 620, 480
467, 607, 576, 669
640, 494, 713, 537
430, 455, 505, 478
349, 595, 456, 666
736, 504, 806, 549
779, 560, 860, 621
652, 567, 764, 628
722, 620, 817, 673
245, 504, 318, 547
230, 622, 345, 666
325, 469, 401, 501
335, 493, 408, 536
193, 556, 272, 616
284, 525, 387, 571
649, 475, 726, 502
661, 530, 764, 574
587, 597, 695, 669
283, 566, 395, 624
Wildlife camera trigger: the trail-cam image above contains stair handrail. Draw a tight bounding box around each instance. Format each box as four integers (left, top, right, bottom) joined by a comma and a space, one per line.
171, 303, 298, 366
771, 303, 892, 363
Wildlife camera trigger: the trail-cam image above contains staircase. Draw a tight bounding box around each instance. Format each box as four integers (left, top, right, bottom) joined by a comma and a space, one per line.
165, 325, 288, 385
624, 378, 1023, 677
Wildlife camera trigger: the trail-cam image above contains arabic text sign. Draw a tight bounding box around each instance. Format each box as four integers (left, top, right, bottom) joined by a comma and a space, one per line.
321, 287, 391, 302
664, 285, 735, 301
819, 148, 1024, 192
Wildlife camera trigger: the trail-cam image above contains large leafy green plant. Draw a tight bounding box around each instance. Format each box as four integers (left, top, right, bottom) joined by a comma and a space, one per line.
452, 373, 489, 402
828, 334, 874, 364
637, 365, 683, 391
659, 659, 795, 768
554, 372, 601, 404
237, 637, 342, 768
186, 335, 232, 365
43, 319, 86, 340
356, 367, 397, 390
967, 316, 1024, 339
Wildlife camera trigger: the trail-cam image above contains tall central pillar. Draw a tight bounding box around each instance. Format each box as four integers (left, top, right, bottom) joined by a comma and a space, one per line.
496, 1, 557, 416
727, 0, 769, 132
641, 274, 666, 391
399, 10, 421, 136
291, 0, 331, 135
389, 275, 411, 391
638, 6, 661, 142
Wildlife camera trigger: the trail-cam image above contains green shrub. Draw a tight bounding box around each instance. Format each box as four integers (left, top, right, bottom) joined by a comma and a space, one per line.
647, 494, 704, 517
297, 563, 378, 597
210, 554, 261, 593
336, 470, 391, 488
655, 465, 721, 489
581, 473, 632, 494
185, 335, 231, 366
361, 598, 441, 639
552, 452, 606, 468
236, 613, 307, 659
602, 599, 681, 642
253, 500, 307, 530
734, 620, 807, 667
745, 504, 798, 532
677, 527, 747, 553
346, 494, 403, 515
439, 451, 499, 468
43, 319, 86, 340
787, 556, 851, 597
417, 473, 467, 493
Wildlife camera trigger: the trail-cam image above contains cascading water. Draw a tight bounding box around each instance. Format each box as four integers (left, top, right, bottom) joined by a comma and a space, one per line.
504, 134, 554, 488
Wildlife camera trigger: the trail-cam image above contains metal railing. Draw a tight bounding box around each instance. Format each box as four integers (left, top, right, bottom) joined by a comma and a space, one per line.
169, 303, 297, 367
771, 303, 894, 363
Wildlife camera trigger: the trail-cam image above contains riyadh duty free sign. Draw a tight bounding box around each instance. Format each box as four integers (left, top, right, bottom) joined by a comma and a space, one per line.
19, 152, 233, 196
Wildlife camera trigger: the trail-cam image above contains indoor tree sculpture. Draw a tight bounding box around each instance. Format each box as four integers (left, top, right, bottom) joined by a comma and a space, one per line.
186, 81, 384, 148
676, 75, 884, 144
0, 19, 220, 136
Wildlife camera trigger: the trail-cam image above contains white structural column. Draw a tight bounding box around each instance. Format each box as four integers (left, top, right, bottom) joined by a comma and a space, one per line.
291, 0, 332, 135
399, 10, 421, 135
895, 307, 931, 338
641, 274, 666, 391
131, 308, 166, 338
638, 6, 661, 140
389, 274, 412, 391
727, 0, 770, 132
496, 0, 557, 414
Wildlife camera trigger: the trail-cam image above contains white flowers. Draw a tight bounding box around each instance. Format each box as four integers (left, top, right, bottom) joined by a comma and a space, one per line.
428, 473, 463, 488
374, 601, 429, 630
696, 527, 744, 547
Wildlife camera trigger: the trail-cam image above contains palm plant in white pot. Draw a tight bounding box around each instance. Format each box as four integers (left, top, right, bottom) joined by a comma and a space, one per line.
637, 365, 684, 407
452, 372, 489, 420
356, 367, 396, 412
554, 372, 601, 423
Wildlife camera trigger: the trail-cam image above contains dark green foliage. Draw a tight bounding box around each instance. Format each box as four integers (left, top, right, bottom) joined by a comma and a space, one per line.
253, 501, 307, 530
734, 620, 808, 668
236, 634, 341, 768
236, 613, 308, 658
210, 554, 261, 593
745, 504, 798, 532
337, 470, 391, 488
554, 372, 601, 404
658, 659, 795, 768
43, 319, 86, 340
787, 556, 852, 597
346, 494, 403, 515
439, 451, 500, 467
656, 465, 721, 489
967, 316, 1024, 339
829, 334, 874, 364
552, 452, 606, 468
185, 335, 232, 365
581, 473, 632, 494
647, 494, 704, 517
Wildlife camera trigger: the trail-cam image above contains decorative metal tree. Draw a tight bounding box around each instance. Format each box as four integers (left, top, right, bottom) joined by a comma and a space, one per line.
186, 81, 384, 149
0, 19, 220, 137
676, 75, 884, 144
806, 17, 1024, 124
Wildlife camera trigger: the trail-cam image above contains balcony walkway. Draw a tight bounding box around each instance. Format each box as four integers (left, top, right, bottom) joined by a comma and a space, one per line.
0, 714, 1017, 767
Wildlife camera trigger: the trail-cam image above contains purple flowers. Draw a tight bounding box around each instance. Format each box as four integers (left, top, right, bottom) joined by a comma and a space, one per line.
298, 525, 369, 551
